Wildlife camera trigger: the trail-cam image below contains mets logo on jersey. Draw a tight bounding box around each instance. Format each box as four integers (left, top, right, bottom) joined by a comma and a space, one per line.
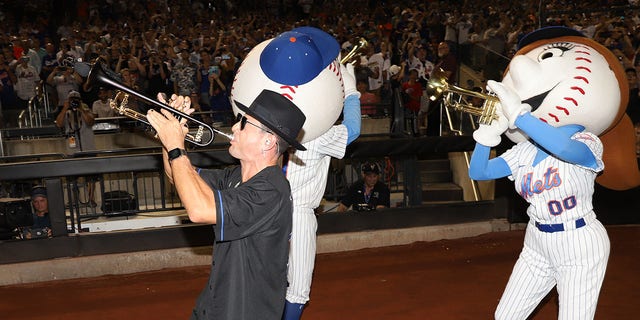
519, 166, 562, 199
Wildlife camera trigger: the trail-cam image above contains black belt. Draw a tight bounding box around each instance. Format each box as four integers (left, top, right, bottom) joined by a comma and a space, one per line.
535, 218, 586, 233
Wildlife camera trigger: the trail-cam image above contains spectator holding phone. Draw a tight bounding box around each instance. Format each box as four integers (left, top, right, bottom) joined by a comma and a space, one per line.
145, 49, 170, 99
208, 64, 231, 124
47, 65, 83, 112
197, 49, 214, 120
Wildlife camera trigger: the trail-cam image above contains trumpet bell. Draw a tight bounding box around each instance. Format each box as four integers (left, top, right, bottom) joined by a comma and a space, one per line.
426, 68, 500, 125
426, 68, 450, 102
340, 38, 368, 64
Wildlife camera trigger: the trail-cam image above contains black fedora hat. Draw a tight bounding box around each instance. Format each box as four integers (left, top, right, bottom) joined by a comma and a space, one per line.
234, 90, 307, 151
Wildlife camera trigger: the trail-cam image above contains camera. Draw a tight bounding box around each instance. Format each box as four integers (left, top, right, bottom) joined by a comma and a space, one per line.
208, 65, 219, 76
30, 227, 50, 239
70, 99, 80, 110
355, 203, 374, 212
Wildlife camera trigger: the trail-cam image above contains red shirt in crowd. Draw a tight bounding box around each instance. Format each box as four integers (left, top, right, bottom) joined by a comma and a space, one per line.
402, 81, 423, 112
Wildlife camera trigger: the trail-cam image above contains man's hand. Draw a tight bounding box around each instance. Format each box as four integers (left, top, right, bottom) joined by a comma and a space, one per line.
486, 80, 531, 129
147, 93, 194, 150
158, 93, 196, 116
341, 63, 360, 99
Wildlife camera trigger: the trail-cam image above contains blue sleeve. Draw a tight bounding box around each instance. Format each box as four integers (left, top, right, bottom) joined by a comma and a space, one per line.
514, 113, 597, 168
468, 143, 511, 180
342, 95, 361, 145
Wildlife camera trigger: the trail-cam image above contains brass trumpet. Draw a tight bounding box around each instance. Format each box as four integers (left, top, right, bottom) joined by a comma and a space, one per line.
86, 59, 230, 146
426, 68, 499, 125
340, 38, 368, 64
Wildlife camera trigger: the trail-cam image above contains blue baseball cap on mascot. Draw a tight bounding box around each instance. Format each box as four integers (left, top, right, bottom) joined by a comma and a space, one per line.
259, 27, 339, 86
291, 26, 340, 66
232, 26, 344, 144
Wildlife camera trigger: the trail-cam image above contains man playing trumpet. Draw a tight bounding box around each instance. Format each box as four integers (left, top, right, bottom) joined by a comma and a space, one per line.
147, 89, 306, 320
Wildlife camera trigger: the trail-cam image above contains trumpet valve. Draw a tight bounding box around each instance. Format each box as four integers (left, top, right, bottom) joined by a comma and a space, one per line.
478, 98, 500, 125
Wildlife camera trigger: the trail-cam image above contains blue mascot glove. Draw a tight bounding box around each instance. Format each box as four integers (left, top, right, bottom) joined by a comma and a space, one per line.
341, 63, 360, 99
472, 106, 509, 147
487, 80, 531, 129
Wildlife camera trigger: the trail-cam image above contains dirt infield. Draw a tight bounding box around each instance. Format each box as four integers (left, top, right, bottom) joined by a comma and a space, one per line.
0, 225, 637, 319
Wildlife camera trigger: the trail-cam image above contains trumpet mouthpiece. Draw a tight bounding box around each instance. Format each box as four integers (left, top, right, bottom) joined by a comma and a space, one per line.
213, 128, 233, 140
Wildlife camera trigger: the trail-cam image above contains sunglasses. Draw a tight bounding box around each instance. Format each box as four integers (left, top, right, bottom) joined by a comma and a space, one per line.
236, 113, 273, 134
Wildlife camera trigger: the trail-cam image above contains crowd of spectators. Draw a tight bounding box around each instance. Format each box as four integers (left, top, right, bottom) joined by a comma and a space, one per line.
0, 0, 638, 144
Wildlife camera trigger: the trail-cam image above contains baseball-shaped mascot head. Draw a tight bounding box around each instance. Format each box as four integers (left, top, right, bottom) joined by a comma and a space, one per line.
501, 27, 627, 142
230, 27, 344, 143
501, 26, 639, 190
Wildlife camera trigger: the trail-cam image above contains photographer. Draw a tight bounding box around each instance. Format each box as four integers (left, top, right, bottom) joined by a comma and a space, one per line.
55, 90, 96, 153
55, 90, 98, 207
337, 162, 391, 212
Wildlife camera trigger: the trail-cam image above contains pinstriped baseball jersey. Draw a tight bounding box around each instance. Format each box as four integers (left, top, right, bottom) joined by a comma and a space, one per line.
499, 131, 603, 223
286, 125, 349, 208
285, 124, 348, 305
494, 131, 610, 320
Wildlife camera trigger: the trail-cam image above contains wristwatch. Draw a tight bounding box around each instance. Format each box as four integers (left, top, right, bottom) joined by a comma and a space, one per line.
167, 148, 187, 162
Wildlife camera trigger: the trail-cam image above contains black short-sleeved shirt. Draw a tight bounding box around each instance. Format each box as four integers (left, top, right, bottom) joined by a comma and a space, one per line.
339, 180, 391, 211
191, 165, 293, 320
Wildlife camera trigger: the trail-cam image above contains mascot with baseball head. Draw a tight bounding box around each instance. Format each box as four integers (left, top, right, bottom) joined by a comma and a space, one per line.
230, 26, 348, 143
470, 26, 639, 319
230, 27, 360, 320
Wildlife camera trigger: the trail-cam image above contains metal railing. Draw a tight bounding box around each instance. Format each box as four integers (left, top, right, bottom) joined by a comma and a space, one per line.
1, 80, 491, 238
0, 131, 478, 238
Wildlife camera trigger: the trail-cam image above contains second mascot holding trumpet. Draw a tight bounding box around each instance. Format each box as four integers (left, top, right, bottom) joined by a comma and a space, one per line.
469, 26, 640, 319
